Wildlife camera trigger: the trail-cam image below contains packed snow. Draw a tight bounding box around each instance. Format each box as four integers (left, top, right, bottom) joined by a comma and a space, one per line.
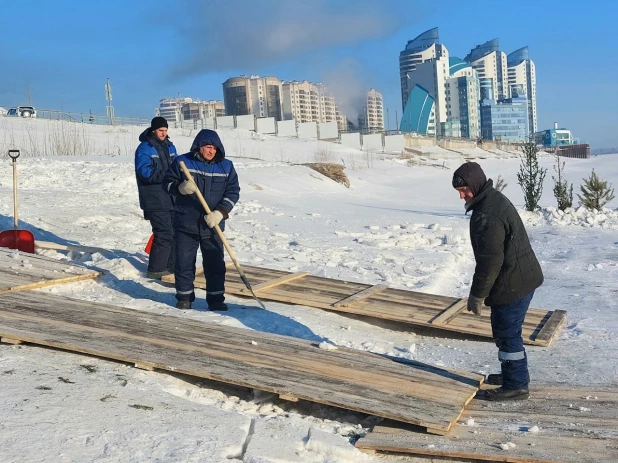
0, 117, 617, 462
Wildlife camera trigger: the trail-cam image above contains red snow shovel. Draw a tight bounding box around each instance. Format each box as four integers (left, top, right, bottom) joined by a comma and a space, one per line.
0, 150, 35, 253
144, 233, 154, 254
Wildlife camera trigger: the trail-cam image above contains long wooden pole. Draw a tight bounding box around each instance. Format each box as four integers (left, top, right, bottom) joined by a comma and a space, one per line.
178, 161, 266, 309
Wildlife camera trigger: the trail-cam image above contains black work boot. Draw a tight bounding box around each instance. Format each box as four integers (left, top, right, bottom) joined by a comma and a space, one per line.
486, 373, 503, 385
175, 300, 192, 310
147, 270, 171, 280
208, 302, 228, 311
485, 387, 529, 401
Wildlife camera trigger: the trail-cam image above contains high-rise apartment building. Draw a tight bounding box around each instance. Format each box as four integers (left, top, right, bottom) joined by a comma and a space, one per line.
358, 88, 384, 132
507, 46, 537, 133
480, 96, 529, 142
182, 100, 225, 120
444, 58, 481, 139
222, 76, 283, 120
157, 98, 190, 123
399, 28, 449, 135
281, 80, 351, 131
464, 39, 508, 101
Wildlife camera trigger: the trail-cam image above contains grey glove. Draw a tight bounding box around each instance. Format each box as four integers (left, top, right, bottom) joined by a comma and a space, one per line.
178, 180, 198, 195
467, 295, 485, 316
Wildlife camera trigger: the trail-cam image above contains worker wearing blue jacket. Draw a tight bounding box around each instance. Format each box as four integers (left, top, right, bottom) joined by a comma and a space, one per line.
163, 129, 240, 311
135, 116, 177, 279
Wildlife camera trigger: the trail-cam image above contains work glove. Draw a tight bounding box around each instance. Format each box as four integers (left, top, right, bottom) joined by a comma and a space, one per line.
467, 295, 485, 317
205, 210, 223, 228
178, 180, 198, 195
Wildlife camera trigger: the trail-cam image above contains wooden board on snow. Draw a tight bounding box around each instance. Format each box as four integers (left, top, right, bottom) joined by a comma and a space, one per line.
0, 248, 100, 294
0, 290, 482, 435
162, 264, 565, 347
355, 385, 618, 462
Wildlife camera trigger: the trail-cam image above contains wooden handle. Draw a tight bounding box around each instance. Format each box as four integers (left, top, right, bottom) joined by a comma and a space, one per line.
12, 161, 18, 230
178, 161, 246, 278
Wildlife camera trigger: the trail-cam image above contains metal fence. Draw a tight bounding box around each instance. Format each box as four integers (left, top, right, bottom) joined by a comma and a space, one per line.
0, 106, 150, 127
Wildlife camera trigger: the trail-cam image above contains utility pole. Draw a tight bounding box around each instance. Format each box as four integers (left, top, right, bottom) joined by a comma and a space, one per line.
386, 108, 390, 133
395, 110, 399, 133
105, 78, 114, 125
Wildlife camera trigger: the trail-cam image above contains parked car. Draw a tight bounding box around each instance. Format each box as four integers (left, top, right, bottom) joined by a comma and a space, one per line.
6, 106, 37, 118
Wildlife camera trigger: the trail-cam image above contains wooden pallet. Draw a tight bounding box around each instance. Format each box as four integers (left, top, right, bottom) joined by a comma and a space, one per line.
162, 264, 565, 347
356, 386, 618, 462
0, 291, 482, 435
0, 248, 100, 294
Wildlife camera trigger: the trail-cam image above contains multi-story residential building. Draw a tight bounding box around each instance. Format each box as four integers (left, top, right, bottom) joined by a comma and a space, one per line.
464, 39, 508, 101
399, 28, 449, 135
181, 100, 225, 120
508, 46, 537, 133
157, 98, 190, 123
444, 58, 481, 139
358, 88, 384, 132
222, 75, 283, 120
480, 96, 529, 142
281, 80, 351, 131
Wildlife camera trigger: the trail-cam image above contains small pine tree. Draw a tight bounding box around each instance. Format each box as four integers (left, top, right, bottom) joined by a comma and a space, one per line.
494, 175, 507, 192
578, 169, 615, 210
517, 141, 547, 211
552, 155, 573, 211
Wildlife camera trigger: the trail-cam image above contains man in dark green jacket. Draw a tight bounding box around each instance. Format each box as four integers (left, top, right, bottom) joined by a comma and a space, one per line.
453, 162, 544, 401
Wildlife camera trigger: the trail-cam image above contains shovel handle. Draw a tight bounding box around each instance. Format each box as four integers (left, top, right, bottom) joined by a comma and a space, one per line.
178, 161, 246, 280
12, 158, 18, 230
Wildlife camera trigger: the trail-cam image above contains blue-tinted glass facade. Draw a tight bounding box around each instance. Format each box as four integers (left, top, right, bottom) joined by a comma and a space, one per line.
399, 28, 442, 109
448, 57, 470, 75
507, 46, 529, 67
464, 38, 499, 62
480, 97, 529, 142
400, 84, 435, 135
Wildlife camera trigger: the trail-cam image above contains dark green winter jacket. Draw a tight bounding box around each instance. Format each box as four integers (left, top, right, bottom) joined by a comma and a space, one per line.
466, 180, 544, 306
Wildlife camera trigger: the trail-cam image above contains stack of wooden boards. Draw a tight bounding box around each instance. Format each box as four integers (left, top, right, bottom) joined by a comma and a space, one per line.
1, 248, 584, 462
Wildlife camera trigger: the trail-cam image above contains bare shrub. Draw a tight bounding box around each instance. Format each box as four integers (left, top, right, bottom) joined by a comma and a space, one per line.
304, 163, 350, 188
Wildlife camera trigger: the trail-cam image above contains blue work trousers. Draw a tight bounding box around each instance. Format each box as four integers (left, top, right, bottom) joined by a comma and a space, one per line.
490, 291, 535, 390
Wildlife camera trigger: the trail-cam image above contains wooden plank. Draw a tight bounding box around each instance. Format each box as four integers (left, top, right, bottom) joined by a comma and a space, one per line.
240, 272, 308, 294
35, 241, 112, 254
0, 291, 481, 434
159, 263, 564, 346
533, 310, 567, 344
0, 337, 22, 345
429, 298, 468, 326
357, 386, 618, 462
0, 273, 101, 295
332, 284, 388, 308
0, 248, 100, 295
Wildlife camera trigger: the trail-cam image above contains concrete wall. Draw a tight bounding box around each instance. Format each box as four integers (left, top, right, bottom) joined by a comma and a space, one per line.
340, 133, 362, 150
256, 117, 276, 134
217, 116, 235, 129
362, 134, 383, 152
236, 115, 255, 131
297, 122, 318, 139
384, 134, 404, 154
318, 121, 339, 140
277, 120, 297, 137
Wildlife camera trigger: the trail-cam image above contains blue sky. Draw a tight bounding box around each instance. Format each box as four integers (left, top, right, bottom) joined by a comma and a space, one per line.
2, 0, 616, 148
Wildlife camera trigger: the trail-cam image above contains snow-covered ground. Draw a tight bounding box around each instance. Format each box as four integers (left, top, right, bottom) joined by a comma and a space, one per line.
1, 117, 617, 462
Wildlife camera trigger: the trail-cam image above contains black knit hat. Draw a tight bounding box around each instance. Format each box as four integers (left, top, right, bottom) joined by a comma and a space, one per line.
452, 162, 487, 196
150, 116, 168, 131
452, 174, 467, 189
